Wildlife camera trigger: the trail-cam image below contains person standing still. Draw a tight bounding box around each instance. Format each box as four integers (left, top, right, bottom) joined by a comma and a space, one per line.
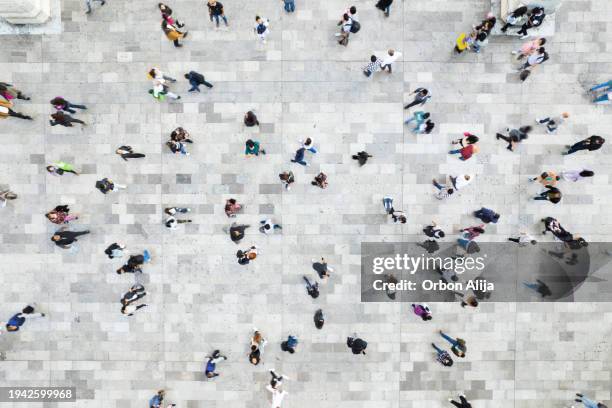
208, 0, 228, 28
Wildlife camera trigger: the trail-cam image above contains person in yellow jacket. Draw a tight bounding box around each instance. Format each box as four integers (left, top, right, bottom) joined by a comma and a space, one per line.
454, 33, 468, 54
0, 100, 32, 121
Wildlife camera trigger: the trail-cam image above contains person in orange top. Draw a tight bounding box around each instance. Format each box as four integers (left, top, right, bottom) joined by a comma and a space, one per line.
530, 171, 560, 187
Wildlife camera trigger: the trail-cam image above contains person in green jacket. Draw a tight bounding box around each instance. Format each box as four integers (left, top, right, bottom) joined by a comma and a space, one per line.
46, 161, 79, 176
245, 139, 266, 156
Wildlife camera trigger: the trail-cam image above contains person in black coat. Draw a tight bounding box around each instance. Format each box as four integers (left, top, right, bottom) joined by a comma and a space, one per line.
185, 71, 213, 92
375, 0, 392, 17
347, 335, 367, 355
51, 228, 90, 248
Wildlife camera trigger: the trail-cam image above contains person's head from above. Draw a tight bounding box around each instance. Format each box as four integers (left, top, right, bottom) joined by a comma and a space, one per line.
46, 165, 58, 174
592, 135, 604, 144
521, 125, 533, 133
422, 112, 431, 119
342, 13, 350, 22
442, 355, 453, 366
370, 55, 377, 62
148, 68, 157, 78
164, 207, 176, 215
227, 198, 236, 205
447, 188, 454, 195
46, 212, 58, 220
209, 0, 217, 5
533, 7, 544, 15
51, 234, 60, 241
50, 97, 65, 105
530, 240, 537, 245
250, 355, 260, 365
561, 112, 569, 119
473, 226, 485, 234
255, 15, 262, 23
537, 47, 545, 54
349, 6, 356, 14
463, 175, 471, 181
467, 298, 478, 307
397, 215, 407, 224
304, 137, 312, 145
116, 268, 125, 275
580, 170, 594, 177
422, 313, 432, 321
387, 49, 395, 56
246, 139, 255, 148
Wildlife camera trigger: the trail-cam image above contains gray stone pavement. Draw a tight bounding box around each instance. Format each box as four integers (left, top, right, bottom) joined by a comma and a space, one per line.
0, 0, 612, 407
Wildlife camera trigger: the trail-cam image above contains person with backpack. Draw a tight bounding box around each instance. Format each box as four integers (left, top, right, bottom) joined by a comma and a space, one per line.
46, 205, 79, 225
205, 350, 227, 378
411, 303, 432, 321
95, 178, 126, 194
50, 96, 87, 114
517, 47, 548, 72
161, 20, 188, 48
185, 71, 213, 92
314, 309, 325, 329
517, 6, 545, 39
312, 257, 333, 280
281, 335, 298, 353
245, 139, 266, 156
423, 221, 445, 239
0, 82, 30, 101
473, 207, 500, 224
237, 246, 258, 265
500, 5, 528, 32
311, 172, 328, 189
563, 135, 605, 155
530, 171, 560, 187
496, 126, 532, 151
224, 199, 241, 217
5, 305, 46, 332
291, 147, 309, 166
249, 329, 267, 365
254, 16, 270, 43
574, 393, 608, 408
104, 242, 125, 259
448, 395, 472, 408
439, 330, 467, 358
432, 343, 453, 366
347, 335, 367, 355
303, 276, 319, 298
362, 55, 381, 78
227, 222, 249, 243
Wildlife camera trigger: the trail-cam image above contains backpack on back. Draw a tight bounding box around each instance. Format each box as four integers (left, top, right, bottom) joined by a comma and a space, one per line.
350, 20, 361, 33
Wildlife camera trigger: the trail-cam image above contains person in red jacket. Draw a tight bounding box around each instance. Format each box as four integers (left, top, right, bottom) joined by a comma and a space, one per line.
449, 143, 479, 161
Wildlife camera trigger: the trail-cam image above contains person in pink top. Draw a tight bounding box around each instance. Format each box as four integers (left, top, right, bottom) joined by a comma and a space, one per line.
512, 37, 546, 60
460, 225, 485, 240
411, 304, 432, 321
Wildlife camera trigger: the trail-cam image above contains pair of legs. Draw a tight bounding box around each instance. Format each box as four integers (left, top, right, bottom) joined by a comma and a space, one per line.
291, 159, 308, 166
575, 393, 600, 408
188, 79, 213, 92
50, 117, 85, 126
448, 149, 467, 160
85, 0, 105, 13
210, 13, 228, 27
536, 117, 557, 133
8, 109, 32, 120
404, 99, 425, 110
533, 190, 551, 200
449, 395, 470, 408
382, 197, 393, 214
440, 331, 460, 348
563, 142, 587, 155
61, 102, 87, 114
283, 0, 295, 12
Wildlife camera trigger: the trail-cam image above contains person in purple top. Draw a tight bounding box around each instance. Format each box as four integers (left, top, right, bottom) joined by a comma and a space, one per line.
411, 303, 432, 321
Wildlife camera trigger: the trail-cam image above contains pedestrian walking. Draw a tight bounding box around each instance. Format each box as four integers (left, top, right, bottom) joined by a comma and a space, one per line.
300, 137, 317, 153
249, 329, 267, 365
303, 276, 319, 299
0, 82, 31, 101
450, 174, 474, 191
562, 135, 605, 155
121, 284, 146, 306
448, 395, 472, 408
117, 251, 151, 274
280, 335, 298, 353
460, 225, 485, 240
404, 111, 430, 126
254, 16, 270, 43
269, 369, 288, 389
266, 385, 288, 408
535, 112, 569, 134
279, 171, 295, 190
574, 393, 608, 408
335, 13, 357, 46
224, 199, 241, 217
84, 0, 105, 14
161, 20, 188, 47
311, 172, 328, 189
208, 0, 228, 27
496, 126, 531, 151
49, 111, 86, 127
122, 301, 147, 316
449, 143, 479, 161
0, 189, 17, 208
508, 232, 537, 246
185, 71, 213, 92
380, 49, 401, 73
431, 343, 453, 366
533, 185, 562, 203
227, 222, 249, 243
46, 205, 79, 224
260, 219, 282, 234
312, 257, 333, 280
149, 390, 166, 408
205, 350, 227, 378
451, 132, 479, 147
432, 178, 454, 200
454, 291, 479, 308
404, 88, 430, 109
500, 5, 528, 32
517, 6, 545, 39
423, 221, 445, 239
541, 217, 573, 241
245, 139, 266, 156
517, 47, 549, 75
590, 80, 612, 104
291, 147, 309, 166
0, 99, 32, 120
411, 303, 432, 321
439, 330, 467, 358
523, 279, 552, 298
51, 228, 90, 249
314, 309, 325, 329
50, 97, 87, 114
236, 246, 258, 265
167, 140, 189, 156
561, 169, 594, 182
282, 0, 295, 12
95, 178, 126, 194
512, 37, 546, 59
362, 55, 381, 78
104, 242, 125, 259
375, 0, 392, 17
529, 171, 560, 187
352, 151, 372, 166
412, 119, 435, 134
165, 215, 192, 229
346, 335, 367, 355
244, 111, 259, 127
473, 207, 499, 224
5, 305, 45, 332
115, 145, 146, 161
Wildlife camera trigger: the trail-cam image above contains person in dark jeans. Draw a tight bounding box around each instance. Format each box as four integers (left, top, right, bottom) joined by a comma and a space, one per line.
303, 276, 319, 298
404, 88, 430, 109
115, 146, 146, 161
563, 135, 605, 155
185, 71, 213, 92
439, 330, 467, 357
0, 100, 32, 120
51, 228, 90, 248
449, 395, 472, 408
496, 126, 531, 151
533, 185, 562, 203
50, 97, 87, 114
500, 5, 527, 32
207, 0, 228, 27
49, 111, 86, 127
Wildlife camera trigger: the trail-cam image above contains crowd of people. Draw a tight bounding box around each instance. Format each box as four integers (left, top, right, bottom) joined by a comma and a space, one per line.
0, 1, 609, 407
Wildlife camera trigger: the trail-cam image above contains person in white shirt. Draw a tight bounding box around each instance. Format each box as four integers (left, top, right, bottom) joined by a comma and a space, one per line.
449, 174, 474, 191
254, 16, 270, 43
380, 49, 402, 73
508, 232, 537, 246
561, 169, 594, 182
266, 385, 288, 408
259, 219, 282, 234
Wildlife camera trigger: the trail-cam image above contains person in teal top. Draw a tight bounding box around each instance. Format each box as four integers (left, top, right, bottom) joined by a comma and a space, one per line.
245, 139, 266, 156
404, 111, 430, 126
